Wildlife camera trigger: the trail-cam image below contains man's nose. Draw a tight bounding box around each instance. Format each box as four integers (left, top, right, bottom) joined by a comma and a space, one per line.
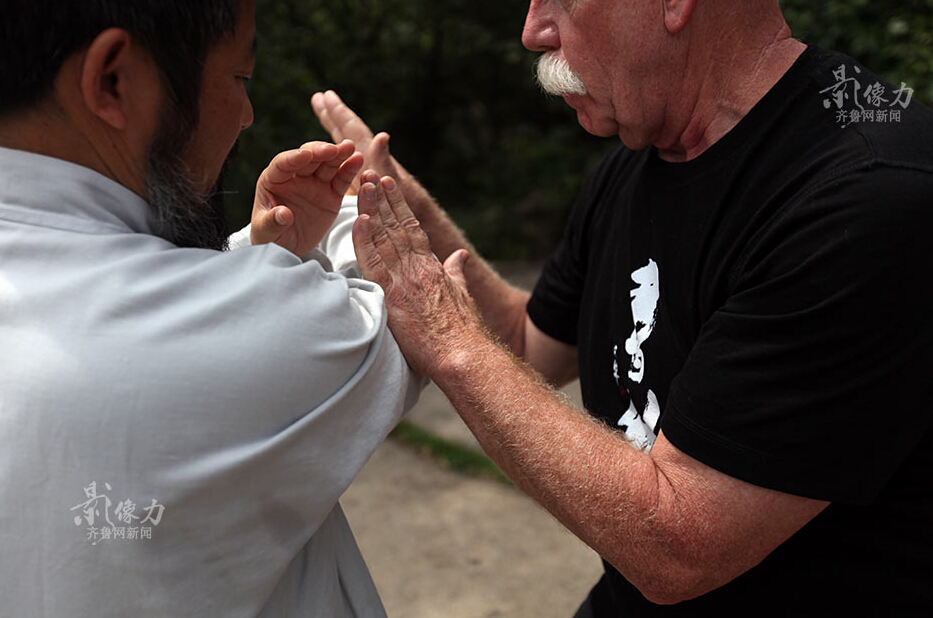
522, 0, 560, 52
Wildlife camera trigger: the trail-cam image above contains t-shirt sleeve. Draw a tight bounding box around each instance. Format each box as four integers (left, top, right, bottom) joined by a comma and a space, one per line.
663, 166, 933, 504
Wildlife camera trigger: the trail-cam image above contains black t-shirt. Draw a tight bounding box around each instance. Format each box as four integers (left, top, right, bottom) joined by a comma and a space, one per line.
528, 45, 933, 615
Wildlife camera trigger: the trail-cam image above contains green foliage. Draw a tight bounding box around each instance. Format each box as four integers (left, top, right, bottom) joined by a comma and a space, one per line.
782, 0, 933, 105
390, 420, 511, 484
226, 1, 933, 259
225, 0, 611, 258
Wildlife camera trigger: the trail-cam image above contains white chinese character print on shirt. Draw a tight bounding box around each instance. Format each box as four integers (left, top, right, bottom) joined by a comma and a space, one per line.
614, 259, 661, 451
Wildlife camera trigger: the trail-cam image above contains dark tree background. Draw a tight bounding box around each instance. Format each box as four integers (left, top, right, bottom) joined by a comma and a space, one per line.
226, 0, 933, 260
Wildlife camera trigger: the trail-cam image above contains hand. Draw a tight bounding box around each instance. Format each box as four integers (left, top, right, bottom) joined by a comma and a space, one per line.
351, 170, 485, 377
311, 91, 398, 195
313, 91, 448, 258
250, 140, 363, 256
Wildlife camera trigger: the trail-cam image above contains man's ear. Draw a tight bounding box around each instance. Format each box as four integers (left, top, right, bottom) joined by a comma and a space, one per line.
79, 28, 149, 130
662, 0, 697, 34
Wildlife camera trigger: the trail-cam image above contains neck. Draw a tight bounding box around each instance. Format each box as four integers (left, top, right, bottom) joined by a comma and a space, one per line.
652, 12, 805, 162
0, 100, 147, 198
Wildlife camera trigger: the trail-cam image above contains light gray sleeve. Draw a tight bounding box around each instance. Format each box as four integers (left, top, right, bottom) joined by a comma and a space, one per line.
5, 238, 419, 616
137, 248, 420, 612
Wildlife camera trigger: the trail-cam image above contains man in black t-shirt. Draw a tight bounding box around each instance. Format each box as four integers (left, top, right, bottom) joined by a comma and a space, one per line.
254, 0, 933, 614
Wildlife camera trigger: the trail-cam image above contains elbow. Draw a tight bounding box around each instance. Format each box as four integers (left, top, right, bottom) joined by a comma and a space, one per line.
621, 560, 715, 606
639, 576, 715, 606
625, 562, 723, 606
605, 538, 731, 606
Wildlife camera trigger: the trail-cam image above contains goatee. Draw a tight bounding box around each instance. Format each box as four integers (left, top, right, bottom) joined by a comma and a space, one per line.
145, 113, 235, 252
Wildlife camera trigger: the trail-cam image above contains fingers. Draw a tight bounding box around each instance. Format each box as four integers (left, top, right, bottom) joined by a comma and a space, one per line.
357, 175, 399, 257
352, 213, 391, 288
332, 138, 357, 161
262, 145, 332, 184
310, 92, 342, 141
360, 171, 402, 244
356, 171, 426, 259
368, 132, 399, 178
311, 91, 374, 145
443, 249, 471, 294
291, 139, 355, 184
356, 170, 433, 258
354, 169, 439, 298
263, 140, 348, 184
250, 205, 293, 246
379, 176, 433, 256
332, 151, 364, 196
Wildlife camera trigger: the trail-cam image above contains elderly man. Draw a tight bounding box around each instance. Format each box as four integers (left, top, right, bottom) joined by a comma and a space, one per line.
0, 1, 421, 615
257, 0, 933, 614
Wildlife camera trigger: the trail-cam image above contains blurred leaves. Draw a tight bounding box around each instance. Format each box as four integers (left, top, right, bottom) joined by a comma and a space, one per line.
226, 0, 932, 259
782, 0, 933, 105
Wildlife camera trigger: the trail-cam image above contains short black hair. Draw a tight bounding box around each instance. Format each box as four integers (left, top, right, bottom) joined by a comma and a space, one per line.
1, 0, 241, 127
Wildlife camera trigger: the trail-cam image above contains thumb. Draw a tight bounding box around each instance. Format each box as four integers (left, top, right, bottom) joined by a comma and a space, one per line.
443, 249, 471, 293
251, 205, 294, 245
371, 132, 397, 175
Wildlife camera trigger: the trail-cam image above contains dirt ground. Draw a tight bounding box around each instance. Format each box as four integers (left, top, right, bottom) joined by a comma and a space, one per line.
342, 262, 604, 618
342, 381, 603, 618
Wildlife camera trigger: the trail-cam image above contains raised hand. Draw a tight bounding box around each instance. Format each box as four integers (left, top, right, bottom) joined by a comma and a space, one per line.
351, 170, 483, 377
250, 140, 363, 256
312, 91, 449, 256
311, 91, 398, 194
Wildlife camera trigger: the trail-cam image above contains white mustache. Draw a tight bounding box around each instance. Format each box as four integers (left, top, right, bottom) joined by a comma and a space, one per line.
535, 52, 588, 96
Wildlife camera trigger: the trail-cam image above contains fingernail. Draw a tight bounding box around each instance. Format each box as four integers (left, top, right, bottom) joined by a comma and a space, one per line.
274, 209, 287, 225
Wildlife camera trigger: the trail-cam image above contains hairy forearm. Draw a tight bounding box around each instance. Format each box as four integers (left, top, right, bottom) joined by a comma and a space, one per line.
432, 334, 723, 604
400, 176, 530, 352
353, 170, 823, 605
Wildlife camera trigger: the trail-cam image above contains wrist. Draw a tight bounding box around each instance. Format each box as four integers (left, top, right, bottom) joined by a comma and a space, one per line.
432, 328, 513, 389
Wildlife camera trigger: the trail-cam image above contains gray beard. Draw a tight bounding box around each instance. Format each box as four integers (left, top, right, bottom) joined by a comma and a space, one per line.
144, 127, 232, 252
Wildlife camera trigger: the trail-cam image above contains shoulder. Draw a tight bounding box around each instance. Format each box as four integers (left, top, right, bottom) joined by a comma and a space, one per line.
784, 45, 933, 175
72, 234, 389, 376
724, 45, 933, 244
